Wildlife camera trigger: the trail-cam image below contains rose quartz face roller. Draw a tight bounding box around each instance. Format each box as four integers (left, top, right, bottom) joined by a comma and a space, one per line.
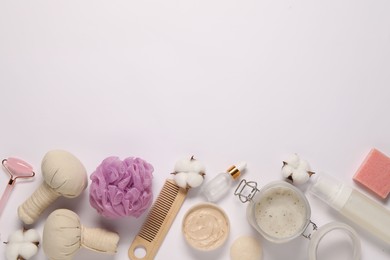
0, 158, 35, 216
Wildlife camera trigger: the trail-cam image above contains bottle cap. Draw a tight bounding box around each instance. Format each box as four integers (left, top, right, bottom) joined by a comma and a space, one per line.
227, 162, 247, 180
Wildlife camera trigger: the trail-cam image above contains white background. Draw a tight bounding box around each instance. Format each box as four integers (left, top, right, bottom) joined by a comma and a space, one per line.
1, 0, 390, 259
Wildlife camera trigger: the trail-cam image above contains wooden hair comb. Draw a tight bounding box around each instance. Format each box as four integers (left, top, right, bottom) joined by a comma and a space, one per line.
128, 179, 188, 260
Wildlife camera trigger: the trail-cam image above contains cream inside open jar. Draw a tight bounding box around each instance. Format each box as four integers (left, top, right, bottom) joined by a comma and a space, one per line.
245, 181, 311, 243
182, 202, 230, 251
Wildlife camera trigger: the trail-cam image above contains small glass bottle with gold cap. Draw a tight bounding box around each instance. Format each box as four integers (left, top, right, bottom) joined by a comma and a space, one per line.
202, 162, 247, 202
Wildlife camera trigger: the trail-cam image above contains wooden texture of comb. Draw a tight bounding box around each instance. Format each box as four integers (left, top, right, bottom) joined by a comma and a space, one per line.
128, 179, 188, 260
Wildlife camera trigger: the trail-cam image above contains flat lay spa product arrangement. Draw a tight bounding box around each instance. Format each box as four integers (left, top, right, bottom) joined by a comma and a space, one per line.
1, 148, 389, 259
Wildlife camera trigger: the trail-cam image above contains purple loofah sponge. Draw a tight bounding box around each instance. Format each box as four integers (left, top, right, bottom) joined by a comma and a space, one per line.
89, 156, 154, 218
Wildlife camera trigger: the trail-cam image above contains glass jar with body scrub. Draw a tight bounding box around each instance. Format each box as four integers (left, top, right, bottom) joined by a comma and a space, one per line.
235, 179, 362, 260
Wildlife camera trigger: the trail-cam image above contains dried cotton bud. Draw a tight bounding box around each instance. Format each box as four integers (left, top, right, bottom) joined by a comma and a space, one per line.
171, 156, 206, 189
282, 154, 314, 185
5, 229, 40, 260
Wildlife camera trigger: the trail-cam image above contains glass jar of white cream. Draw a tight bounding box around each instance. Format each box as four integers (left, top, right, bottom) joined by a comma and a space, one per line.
235, 179, 362, 260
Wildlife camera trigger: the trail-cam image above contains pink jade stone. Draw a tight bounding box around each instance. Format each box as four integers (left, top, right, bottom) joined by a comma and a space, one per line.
89, 156, 154, 218
353, 148, 390, 199
5, 157, 34, 178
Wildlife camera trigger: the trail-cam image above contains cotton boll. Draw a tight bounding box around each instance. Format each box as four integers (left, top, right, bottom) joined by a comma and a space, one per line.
281, 165, 294, 179
186, 160, 206, 174
174, 157, 193, 173
174, 156, 205, 174
19, 243, 39, 259
291, 169, 310, 185
5, 229, 40, 260
186, 172, 204, 188
6, 244, 20, 260
297, 159, 310, 171
284, 154, 300, 168
8, 230, 24, 242
173, 172, 188, 189
23, 229, 40, 243
282, 154, 314, 185
172, 156, 206, 189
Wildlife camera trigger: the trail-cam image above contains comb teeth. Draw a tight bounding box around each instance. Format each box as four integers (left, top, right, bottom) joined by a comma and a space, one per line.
139, 180, 180, 242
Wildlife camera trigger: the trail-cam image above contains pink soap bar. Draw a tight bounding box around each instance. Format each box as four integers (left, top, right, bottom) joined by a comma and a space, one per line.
353, 148, 390, 199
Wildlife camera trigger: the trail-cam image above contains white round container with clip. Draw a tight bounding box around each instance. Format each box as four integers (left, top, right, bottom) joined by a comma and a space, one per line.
234, 179, 361, 260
